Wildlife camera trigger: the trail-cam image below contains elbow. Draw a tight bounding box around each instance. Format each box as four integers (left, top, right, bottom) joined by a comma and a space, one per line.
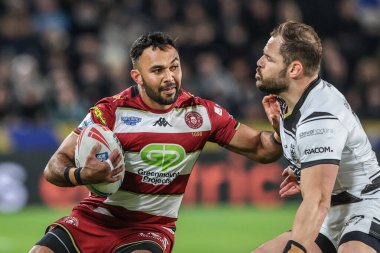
43, 164, 56, 184
43, 166, 52, 183
258, 150, 283, 164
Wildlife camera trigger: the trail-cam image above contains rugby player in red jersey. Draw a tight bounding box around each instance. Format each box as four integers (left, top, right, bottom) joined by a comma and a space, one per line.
29, 32, 282, 253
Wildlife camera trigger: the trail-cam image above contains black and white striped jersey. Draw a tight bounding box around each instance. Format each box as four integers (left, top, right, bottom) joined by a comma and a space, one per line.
279, 77, 380, 199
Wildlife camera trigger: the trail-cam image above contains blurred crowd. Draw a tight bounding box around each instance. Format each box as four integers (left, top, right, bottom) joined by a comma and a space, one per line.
0, 0, 379, 126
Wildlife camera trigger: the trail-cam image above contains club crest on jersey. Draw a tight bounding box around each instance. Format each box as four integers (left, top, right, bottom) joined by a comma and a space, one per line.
121, 116, 142, 126
185, 111, 203, 129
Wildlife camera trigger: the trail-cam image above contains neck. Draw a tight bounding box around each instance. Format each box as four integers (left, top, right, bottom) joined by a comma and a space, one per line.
279, 74, 319, 112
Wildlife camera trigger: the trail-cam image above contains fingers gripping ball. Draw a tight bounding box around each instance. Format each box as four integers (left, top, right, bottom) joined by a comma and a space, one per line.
75, 123, 125, 197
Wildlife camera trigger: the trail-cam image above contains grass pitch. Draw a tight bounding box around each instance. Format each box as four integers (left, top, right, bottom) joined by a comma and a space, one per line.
0, 204, 297, 253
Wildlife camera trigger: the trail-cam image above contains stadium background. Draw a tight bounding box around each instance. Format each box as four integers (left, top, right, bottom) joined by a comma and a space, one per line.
0, 0, 379, 252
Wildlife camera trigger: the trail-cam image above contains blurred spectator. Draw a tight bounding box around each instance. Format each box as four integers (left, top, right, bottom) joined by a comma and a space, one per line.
0, 0, 378, 129
275, 0, 303, 23
195, 52, 241, 116
321, 39, 349, 91
357, 0, 380, 36
47, 67, 87, 123
10, 54, 48, 122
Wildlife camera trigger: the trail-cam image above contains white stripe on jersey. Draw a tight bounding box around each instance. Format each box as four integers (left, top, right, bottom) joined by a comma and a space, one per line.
105, 191, 183, 218
114, 106, 212, 134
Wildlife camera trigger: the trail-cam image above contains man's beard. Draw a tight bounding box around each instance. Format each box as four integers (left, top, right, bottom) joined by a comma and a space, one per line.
256, 67, 288, 94
142, 78, 180, 105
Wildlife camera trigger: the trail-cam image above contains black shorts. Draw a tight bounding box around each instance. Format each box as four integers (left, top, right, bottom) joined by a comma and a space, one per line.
315, 232, 380, 253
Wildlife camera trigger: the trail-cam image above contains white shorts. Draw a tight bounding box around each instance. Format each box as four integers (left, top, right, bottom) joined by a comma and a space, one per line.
320, 199, 380, 249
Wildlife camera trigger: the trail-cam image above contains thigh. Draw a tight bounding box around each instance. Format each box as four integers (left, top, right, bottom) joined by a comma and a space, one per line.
338, 200, 380, 251
338, 231, 380, 253
252, 231, 292, 253
252, 231, 325, 253
33, 226, 79, 253
52, 208, 174, 253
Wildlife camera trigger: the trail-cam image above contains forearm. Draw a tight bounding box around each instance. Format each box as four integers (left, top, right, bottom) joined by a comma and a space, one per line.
44, 151, 76, 187
291, 198, 329, 249
227, 130, 282, 163
245, 131, 283, 163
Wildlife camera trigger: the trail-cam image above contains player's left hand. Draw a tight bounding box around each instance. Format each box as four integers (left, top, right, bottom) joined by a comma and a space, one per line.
262, 95, 280, 133
279, 167, 301, 197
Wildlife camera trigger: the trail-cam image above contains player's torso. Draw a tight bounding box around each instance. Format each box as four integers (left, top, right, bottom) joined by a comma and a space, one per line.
114, 104, 211, 189
280, 78, 380, 198
80, 86, 236, 221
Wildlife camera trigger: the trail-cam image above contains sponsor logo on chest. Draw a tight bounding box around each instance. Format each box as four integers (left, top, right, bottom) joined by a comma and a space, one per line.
304, 146, 333, 155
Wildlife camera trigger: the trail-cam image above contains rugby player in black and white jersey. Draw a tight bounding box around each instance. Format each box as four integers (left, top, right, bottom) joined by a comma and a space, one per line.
252, 21, 380, 253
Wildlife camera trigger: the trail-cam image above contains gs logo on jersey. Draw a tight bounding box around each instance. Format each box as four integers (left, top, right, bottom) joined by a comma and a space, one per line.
141, 144, 185, 171
139, 144, 186, 185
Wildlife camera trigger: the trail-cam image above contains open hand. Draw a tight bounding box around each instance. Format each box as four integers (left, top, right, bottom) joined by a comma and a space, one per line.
279, 167, 301, 198
262, 95, 280, 133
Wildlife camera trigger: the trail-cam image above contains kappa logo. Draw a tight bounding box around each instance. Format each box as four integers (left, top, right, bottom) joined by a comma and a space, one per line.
153, 117, 172, 127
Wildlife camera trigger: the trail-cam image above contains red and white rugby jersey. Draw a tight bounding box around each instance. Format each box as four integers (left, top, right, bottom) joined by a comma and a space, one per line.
73, 85, 238, 225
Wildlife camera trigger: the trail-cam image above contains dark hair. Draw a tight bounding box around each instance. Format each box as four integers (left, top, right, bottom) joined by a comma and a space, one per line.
271, 21, 322, 76
130, 31, 178, 67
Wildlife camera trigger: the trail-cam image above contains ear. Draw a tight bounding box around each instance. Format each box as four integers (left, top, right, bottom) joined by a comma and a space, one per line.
288, 61, 303, 78
130, 69, 143, 85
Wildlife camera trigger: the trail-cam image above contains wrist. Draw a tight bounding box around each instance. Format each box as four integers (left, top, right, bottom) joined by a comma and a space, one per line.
64, 166, 83, 186
271, 132, 282, 145
283, 240, 307, 253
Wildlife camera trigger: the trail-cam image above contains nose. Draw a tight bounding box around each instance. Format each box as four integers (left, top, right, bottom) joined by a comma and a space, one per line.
164, 69, 175, 83
257, 55, 264, 68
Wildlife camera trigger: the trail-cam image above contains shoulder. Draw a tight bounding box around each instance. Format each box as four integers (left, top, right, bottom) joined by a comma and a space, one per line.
177, 89, 225, 112
94, 86, 136, 108
300, 80, 349, 123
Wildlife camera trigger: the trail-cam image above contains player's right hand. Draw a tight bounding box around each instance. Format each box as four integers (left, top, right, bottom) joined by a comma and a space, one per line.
81, 143, 124, 184
279, 167, 301, 197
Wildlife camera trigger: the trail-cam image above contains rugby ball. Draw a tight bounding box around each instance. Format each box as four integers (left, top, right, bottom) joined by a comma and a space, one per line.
75, 123, 125, 197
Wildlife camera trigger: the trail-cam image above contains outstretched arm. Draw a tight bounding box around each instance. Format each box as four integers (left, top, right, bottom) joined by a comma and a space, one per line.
225, 95, 283, 163
225, 124, 283, 163
44, 132, 123, 187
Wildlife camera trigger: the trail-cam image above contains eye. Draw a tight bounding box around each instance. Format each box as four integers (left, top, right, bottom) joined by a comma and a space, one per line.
152, 68, 163, 74
170, 65, 178, 71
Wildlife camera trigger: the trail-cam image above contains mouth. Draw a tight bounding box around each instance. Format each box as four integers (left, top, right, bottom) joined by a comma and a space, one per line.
255, 69, 262, 81
161, 84, 177, 95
